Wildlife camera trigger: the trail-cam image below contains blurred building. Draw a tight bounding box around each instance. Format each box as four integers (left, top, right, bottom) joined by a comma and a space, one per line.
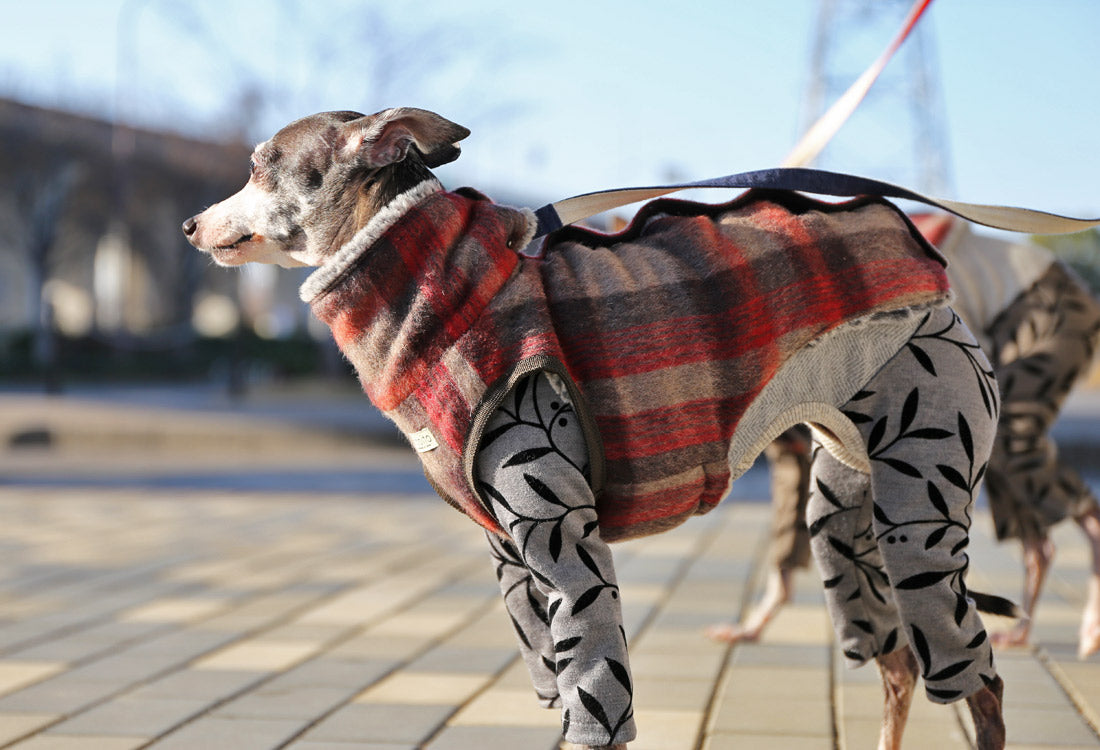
0, 97, 323, 381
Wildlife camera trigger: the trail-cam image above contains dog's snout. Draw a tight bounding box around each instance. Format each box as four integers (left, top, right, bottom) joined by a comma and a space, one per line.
182, 216, 198, 237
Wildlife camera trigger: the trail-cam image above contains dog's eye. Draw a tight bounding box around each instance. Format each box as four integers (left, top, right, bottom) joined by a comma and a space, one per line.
249, 160, 258, 175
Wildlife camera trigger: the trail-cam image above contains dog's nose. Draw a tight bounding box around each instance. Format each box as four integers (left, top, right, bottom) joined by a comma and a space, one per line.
182, 216, 197, 237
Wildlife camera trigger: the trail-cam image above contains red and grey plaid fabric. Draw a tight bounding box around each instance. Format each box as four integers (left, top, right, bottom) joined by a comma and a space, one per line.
309, 187, 950, 541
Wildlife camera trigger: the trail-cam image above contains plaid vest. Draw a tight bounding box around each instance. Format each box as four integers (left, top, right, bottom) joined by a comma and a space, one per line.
305, 185, 950, 541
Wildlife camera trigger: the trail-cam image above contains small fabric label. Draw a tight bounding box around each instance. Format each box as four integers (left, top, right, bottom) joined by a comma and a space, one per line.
409, 427, 439, 453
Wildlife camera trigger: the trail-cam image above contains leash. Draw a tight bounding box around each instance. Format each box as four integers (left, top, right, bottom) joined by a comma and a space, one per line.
532, 166, 1100, 239
531, 0, 1098, 241
782, 0, 933, 169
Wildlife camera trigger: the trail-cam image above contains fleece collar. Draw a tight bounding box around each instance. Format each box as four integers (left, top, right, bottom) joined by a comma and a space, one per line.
299, 178, 444, 303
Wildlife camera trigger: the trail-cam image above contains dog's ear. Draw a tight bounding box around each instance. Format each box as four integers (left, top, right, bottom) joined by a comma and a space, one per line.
342, 108, 470, 169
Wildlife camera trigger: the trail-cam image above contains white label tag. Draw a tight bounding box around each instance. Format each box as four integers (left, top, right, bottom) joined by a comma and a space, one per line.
409, 428, 439, 453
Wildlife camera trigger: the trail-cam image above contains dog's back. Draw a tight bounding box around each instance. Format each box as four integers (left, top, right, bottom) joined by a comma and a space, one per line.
533, 189, 951, 538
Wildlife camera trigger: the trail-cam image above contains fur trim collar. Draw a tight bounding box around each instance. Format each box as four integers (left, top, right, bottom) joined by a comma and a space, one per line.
299, 178, 444, 303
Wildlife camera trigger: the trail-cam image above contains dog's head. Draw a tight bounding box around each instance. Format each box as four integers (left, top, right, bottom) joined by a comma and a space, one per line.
183, 108, 470, 267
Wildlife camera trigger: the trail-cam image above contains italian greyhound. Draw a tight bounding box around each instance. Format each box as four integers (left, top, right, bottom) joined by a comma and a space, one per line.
184, 108, 1009, 750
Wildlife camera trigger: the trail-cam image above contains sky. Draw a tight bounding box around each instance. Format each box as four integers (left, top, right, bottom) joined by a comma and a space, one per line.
1, 0, 1098, 220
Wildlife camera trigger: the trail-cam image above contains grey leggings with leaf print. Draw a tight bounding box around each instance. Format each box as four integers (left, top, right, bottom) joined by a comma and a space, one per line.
476, 305, 1000, 746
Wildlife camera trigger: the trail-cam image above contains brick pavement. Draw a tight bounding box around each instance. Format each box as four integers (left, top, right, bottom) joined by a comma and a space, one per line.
0, 483, 1097, 749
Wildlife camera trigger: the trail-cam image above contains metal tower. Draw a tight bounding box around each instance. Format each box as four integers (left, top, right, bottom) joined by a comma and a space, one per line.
799, 0, 953, 195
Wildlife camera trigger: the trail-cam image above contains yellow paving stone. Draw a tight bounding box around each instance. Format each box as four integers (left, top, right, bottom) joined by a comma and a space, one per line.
192, 640, 321, 671
449, 688, 556, 728
703, 734, 833, 750
616, 584, 668, 606
367, 611, 473, 639
712, 695, 830, 736
758, 604, 832, 646
629, 708, 703, 750
0, 714, 60, 745
0, 663, 67, 696
119, 598, 228, 623
354, 672, 488, 705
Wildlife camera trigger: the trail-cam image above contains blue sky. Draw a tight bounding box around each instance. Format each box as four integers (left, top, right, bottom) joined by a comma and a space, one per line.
1, 0, 1097, 218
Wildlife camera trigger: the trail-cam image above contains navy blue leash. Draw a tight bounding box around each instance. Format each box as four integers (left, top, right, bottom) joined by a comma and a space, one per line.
532, 167, 1100, 239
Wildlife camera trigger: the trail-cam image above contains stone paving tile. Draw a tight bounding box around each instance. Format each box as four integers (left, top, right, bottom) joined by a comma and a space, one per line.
289, 743, 415, 750
0, 664, 66, 697
353, 673, 489, 706
0, 482, 1098, 749
144, 716, 307, 749
299, 703, 454, 745
429, 725, 561, 750
0, 714, 59, 746
8, 737, 148, 750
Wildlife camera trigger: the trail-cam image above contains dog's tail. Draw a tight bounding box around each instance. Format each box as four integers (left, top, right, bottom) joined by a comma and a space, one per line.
971, 590, 1026, 620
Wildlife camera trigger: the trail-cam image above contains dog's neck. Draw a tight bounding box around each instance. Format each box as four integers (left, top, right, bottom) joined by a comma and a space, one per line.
300, 178, 443, 302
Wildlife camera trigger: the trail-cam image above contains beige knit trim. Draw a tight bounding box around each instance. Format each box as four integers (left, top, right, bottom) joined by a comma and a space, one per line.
299, 178, 443, 303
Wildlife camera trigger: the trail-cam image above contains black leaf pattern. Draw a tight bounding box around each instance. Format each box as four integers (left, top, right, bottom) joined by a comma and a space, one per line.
925, 526, 947, 550
606, 658, 632, 693
881, 457, 922, 478
576, 544, 603, 578
906, 427, 953, 440
522, 472, 568, 506
937, 464, 970, 492
872, 502, 895, 526
555, 636, 582, 653
912, 625, 932, 676
967, 631, 988, 649
842, 409, 873, 424
572, 585, 605, 616
867, 416, 888, 453
823, 574, 843, 589
927, 481, 950, 518
548, 523, 562, 562
900, 388, 919, 432
816, 478, 844, 509
927, 687, 963, 700
882, 629, 898, 654
504, 446, 555, 468
957, 412, 974, 463
907, 342, 937, 375
577, 687, 613, 735
828, 536, 856, 560
895, 569, 954, 590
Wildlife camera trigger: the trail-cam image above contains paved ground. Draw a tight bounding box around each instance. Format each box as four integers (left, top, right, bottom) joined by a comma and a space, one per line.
0, 384, 1098, 749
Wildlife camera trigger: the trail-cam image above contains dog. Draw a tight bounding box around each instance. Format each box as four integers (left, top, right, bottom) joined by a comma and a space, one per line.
711, 216, 1100, 662
184, 108, 1010, 749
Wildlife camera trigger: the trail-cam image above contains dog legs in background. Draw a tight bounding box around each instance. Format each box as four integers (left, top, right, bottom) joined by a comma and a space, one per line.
1076, 508, 1100, 657
705, 427, 811, 644
983, 262, 1100, 656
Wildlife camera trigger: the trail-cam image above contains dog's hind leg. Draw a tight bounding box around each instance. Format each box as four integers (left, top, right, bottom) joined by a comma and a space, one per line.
876, 646, 920, 750
965, 674, 1006, 750
856, 307, 1003, 746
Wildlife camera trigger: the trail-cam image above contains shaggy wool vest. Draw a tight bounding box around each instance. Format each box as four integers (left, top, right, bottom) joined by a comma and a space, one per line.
304, 183, 951, 541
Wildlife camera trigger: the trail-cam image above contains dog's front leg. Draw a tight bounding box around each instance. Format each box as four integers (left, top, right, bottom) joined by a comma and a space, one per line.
475, 372, 636, 748
486, 531, 561, 707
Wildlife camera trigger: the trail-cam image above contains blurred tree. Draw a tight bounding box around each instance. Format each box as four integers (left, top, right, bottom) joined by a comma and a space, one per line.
19, 160, 83, 390
1032, 229, 1100, 296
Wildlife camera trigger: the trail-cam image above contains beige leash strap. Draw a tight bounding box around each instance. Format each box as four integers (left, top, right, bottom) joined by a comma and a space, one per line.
532, 168, 1100, 239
